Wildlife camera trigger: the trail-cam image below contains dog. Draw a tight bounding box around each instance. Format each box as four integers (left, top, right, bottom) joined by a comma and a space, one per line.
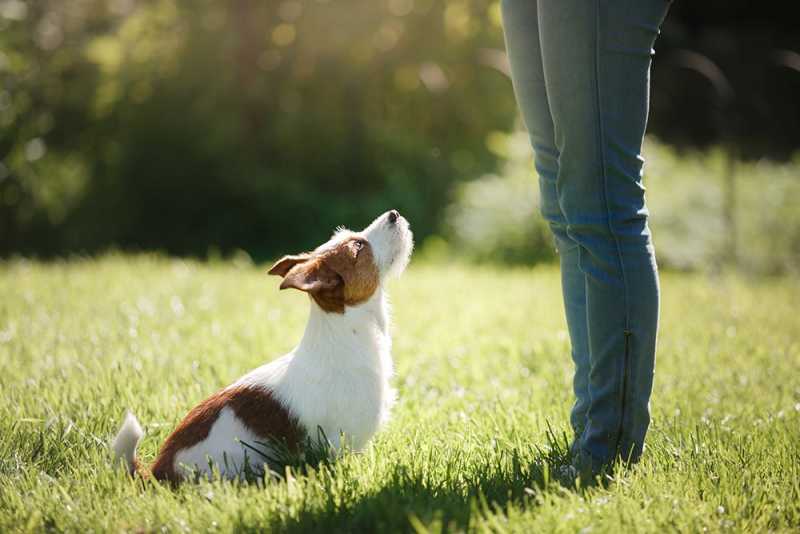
111, 210, 413, 482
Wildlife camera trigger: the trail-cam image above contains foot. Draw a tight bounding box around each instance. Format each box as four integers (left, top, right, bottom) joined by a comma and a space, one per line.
556, 463, 579, 486
559, 447, 613, 488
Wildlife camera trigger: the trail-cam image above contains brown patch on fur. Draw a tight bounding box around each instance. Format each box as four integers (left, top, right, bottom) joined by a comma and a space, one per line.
270, 233, 380, 313
148, 386, 304, 483
325, 235, 381, 306
279, 257, 346, 313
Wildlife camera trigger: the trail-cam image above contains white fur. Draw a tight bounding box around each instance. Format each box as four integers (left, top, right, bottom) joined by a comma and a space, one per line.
361, 211, 414, 278
236, 288, 395, 452
111, 211, 412, 480
111, 411, 143, 471
172, 407, 265, 478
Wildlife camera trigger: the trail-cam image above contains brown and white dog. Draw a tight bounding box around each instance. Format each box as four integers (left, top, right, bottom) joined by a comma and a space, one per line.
111, 210, 413, 482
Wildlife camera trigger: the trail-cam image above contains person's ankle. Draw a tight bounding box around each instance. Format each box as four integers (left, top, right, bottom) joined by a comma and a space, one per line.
571, 446, 613, 486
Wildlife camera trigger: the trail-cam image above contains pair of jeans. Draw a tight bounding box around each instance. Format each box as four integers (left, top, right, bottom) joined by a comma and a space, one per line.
501, 0, 670, 466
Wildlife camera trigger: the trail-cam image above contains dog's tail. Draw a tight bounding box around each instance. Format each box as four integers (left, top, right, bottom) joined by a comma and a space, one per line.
111, 410, 144, 475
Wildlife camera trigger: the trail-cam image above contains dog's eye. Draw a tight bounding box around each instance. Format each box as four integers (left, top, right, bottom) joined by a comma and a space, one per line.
350, 240, 365, 257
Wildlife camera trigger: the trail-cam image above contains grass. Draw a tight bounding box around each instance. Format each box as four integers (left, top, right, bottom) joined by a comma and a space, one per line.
0, 255, 798, 533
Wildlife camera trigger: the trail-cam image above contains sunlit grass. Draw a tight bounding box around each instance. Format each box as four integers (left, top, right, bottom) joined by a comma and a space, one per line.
1, 256, 798, 532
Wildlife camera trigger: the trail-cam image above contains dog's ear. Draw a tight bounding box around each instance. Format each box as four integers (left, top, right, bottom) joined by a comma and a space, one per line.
268, 254, 312, 277
279, 260, 339, 292
278, 258, 345, 313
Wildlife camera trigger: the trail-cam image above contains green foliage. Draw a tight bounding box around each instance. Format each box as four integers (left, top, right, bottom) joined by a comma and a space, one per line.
645, 140, 800, 274
442, 130, 555, 265
1, 257, 799, 532
1, 1, 799, 272
439, 135, 800, 274
0, 0, 516, 258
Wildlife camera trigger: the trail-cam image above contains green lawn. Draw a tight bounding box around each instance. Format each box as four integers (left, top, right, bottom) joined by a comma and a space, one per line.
1, 256, 798, 533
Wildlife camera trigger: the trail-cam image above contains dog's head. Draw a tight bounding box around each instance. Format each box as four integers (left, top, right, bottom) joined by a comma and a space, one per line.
268, 210, 413, 313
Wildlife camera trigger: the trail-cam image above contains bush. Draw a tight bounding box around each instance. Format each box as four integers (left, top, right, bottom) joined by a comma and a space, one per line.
440, 134, 800, 274
0, 0, 516, 259
645, 140, 800, 274
440, 131, 555, 266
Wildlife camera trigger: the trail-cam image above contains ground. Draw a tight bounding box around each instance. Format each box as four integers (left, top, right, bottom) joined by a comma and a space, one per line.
0, 256, 798, 533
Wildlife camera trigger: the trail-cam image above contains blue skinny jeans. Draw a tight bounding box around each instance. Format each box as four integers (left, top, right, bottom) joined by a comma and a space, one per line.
501, 0, 671, 467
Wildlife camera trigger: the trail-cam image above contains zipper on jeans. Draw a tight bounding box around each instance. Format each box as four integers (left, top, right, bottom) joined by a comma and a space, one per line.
615, 330, 633, 458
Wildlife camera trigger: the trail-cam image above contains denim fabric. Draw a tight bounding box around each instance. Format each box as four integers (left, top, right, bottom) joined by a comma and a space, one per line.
501, 0, 670, 466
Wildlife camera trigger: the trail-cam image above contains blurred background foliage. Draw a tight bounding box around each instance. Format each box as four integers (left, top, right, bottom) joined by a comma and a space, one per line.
0, 0, 798, 273
443, 135, 800, 274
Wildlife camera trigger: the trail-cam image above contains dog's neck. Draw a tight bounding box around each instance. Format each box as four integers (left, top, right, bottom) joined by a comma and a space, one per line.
293, 288, 390, 368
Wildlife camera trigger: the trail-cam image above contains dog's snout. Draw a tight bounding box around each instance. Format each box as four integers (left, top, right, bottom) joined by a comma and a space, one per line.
387, 210, 399, 224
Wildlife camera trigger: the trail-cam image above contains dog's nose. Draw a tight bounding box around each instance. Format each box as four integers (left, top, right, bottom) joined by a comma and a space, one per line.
387, 210, 399, 224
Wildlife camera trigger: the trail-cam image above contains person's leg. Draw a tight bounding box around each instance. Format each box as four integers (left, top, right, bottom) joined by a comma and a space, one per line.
537, 0, 670, 467
500, 0, 591, 442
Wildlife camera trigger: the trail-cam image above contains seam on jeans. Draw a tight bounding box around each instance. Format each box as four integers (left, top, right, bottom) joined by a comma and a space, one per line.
592, 0, 632, 453
616, 329, 632, 456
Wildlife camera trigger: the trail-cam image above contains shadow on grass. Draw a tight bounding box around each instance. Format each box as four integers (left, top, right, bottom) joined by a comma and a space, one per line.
242, 429, 574, 534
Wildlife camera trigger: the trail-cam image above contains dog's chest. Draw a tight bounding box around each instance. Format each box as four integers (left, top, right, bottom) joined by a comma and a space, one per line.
281, 353, 390, 451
